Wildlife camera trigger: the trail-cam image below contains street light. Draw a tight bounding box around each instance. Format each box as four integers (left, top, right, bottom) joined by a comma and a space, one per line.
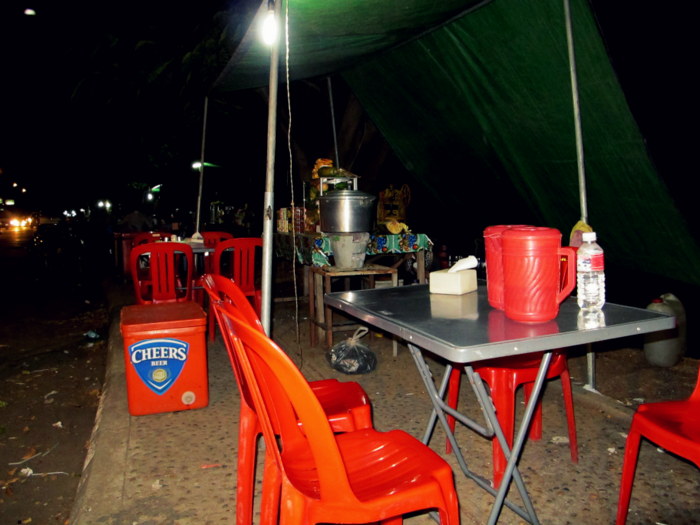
191, 161, 220, 170
260, 1, 279, 46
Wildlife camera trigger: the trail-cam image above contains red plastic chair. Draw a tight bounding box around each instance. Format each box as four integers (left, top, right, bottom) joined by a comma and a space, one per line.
201, 231, 234, 275
212, 237, 262, 303
446, 351, 578, 488
217, 304, 460, 525
209, 238, 262, 338
202, 274, 374, 524
616, 366, 700, 524
201, 231, 234, 249
193, 231, 234, 315
131, 231, 171, 246
129, 242, 194, 304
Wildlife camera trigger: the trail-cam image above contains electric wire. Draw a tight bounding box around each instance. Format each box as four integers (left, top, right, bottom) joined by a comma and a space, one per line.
283, 0, 303, 360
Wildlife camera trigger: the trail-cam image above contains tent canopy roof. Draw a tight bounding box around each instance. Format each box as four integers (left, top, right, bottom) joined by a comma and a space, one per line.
213, 0, 485, 93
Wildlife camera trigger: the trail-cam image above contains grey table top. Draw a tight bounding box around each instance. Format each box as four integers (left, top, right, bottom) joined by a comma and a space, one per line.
324, 284, 675, 363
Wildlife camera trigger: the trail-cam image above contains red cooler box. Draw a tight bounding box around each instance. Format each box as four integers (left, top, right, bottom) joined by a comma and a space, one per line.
120, 302, 208, 416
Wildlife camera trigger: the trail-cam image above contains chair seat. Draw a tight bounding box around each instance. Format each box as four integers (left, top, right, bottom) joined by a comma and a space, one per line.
632, 400, 700, 461
338, 429, 456, 504
279, 428, 458, 520
616, 369, 700, 524
308, 379, 373, 433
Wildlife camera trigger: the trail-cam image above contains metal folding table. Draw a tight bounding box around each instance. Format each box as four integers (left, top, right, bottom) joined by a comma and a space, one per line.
324, 284, 674, 524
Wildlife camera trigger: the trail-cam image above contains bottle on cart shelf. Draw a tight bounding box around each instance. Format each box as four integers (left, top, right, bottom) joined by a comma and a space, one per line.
576, 231, 605, 311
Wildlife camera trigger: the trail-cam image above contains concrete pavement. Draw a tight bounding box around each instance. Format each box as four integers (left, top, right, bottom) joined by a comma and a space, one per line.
70, 283, 699, 524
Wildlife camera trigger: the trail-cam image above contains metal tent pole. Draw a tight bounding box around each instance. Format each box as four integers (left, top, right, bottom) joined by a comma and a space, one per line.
193, 96, 209, 241
564, 0, 595, 389
326, 76, 340, 168
564, 0, 587, 224
260, 0, 281, 334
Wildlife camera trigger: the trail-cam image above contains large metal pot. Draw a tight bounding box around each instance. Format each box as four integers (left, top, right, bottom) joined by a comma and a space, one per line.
319, 190, 376, 233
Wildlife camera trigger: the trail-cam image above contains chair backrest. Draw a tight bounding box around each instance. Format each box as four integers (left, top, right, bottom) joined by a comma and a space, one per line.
202, 231, 234, 249
132, 231, 171, 246
212, 237, 262, 295
129, 242, 194, 304
217, 305, 358, 502
201, 274, 264, 332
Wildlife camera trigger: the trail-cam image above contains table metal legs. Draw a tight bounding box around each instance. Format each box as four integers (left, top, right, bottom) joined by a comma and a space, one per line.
586, 344, 596, 390
408, 343, 553, 524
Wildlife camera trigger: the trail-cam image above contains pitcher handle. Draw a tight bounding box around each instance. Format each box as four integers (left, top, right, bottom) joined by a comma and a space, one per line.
557, 246, 577, 304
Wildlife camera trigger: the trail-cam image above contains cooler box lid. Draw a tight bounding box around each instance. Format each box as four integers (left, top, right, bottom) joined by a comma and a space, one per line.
121, 302, 206, 334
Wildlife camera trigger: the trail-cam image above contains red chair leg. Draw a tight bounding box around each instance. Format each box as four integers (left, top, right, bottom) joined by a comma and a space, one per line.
616, 426, 642, 525
253, 289, 262, 317
208, 301, 217, 342
523, 382, 544, 441
489, 373, 518, 489
260, 446, 281, 525
235, 408, 258, 525
445, 366, 462, 454
560, 368, 579, 463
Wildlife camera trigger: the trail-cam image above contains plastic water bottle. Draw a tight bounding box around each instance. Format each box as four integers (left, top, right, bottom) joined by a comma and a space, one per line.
576, 231, 605, 311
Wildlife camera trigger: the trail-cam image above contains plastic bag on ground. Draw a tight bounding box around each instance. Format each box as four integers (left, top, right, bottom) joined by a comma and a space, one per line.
326, 327, 376, 374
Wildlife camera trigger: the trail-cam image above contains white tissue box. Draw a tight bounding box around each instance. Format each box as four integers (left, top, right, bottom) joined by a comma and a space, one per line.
429, 268, 477, 295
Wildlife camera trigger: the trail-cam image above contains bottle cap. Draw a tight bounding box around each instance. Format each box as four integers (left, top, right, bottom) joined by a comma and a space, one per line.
582, 231, 597, 242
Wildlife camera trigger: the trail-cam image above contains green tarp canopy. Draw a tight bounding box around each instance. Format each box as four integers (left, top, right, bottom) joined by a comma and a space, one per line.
213, 0, 700, 289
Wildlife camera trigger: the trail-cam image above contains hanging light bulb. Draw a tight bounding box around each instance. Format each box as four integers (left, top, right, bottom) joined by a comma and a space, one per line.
260, 0, 278, 46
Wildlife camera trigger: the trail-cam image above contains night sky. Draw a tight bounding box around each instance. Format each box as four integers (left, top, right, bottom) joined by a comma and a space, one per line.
1, 1, 249, 216
1, 1, 695, 230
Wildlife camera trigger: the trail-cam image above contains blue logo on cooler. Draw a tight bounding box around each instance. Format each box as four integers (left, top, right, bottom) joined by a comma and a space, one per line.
129, 338, 189, 395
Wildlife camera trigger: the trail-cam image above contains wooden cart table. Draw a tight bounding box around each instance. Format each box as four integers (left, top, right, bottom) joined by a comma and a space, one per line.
309, 264, 398, 354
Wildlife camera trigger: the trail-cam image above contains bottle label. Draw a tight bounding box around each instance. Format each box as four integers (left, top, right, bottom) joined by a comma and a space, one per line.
589, 252, 604, 272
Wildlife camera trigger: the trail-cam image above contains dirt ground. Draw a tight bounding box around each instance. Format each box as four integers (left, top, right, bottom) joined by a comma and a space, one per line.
0, 305, 109, 525
0, 227, 111, 525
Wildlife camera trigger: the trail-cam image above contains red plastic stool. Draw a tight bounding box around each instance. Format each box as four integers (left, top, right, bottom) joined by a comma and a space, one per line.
446, 351, 578, 488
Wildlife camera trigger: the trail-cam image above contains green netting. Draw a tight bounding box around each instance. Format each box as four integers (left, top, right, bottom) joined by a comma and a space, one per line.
213, 0, 699, 287
342, 0, 700, 285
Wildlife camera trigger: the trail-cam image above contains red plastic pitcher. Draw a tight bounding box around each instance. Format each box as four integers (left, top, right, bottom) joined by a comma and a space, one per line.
484, 225, 530, 310
501, 226, 576, 323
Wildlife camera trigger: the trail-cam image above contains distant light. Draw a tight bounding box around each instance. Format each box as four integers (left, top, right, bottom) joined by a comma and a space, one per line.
151, 184, 162, 193
191, 161, 220, 170
97, 201, 105, 208
146, 193, 154, 201
24, 8, 36, 16
6, 199, 15, 206
260, 7, 278, 46
21, 188, 27, 193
